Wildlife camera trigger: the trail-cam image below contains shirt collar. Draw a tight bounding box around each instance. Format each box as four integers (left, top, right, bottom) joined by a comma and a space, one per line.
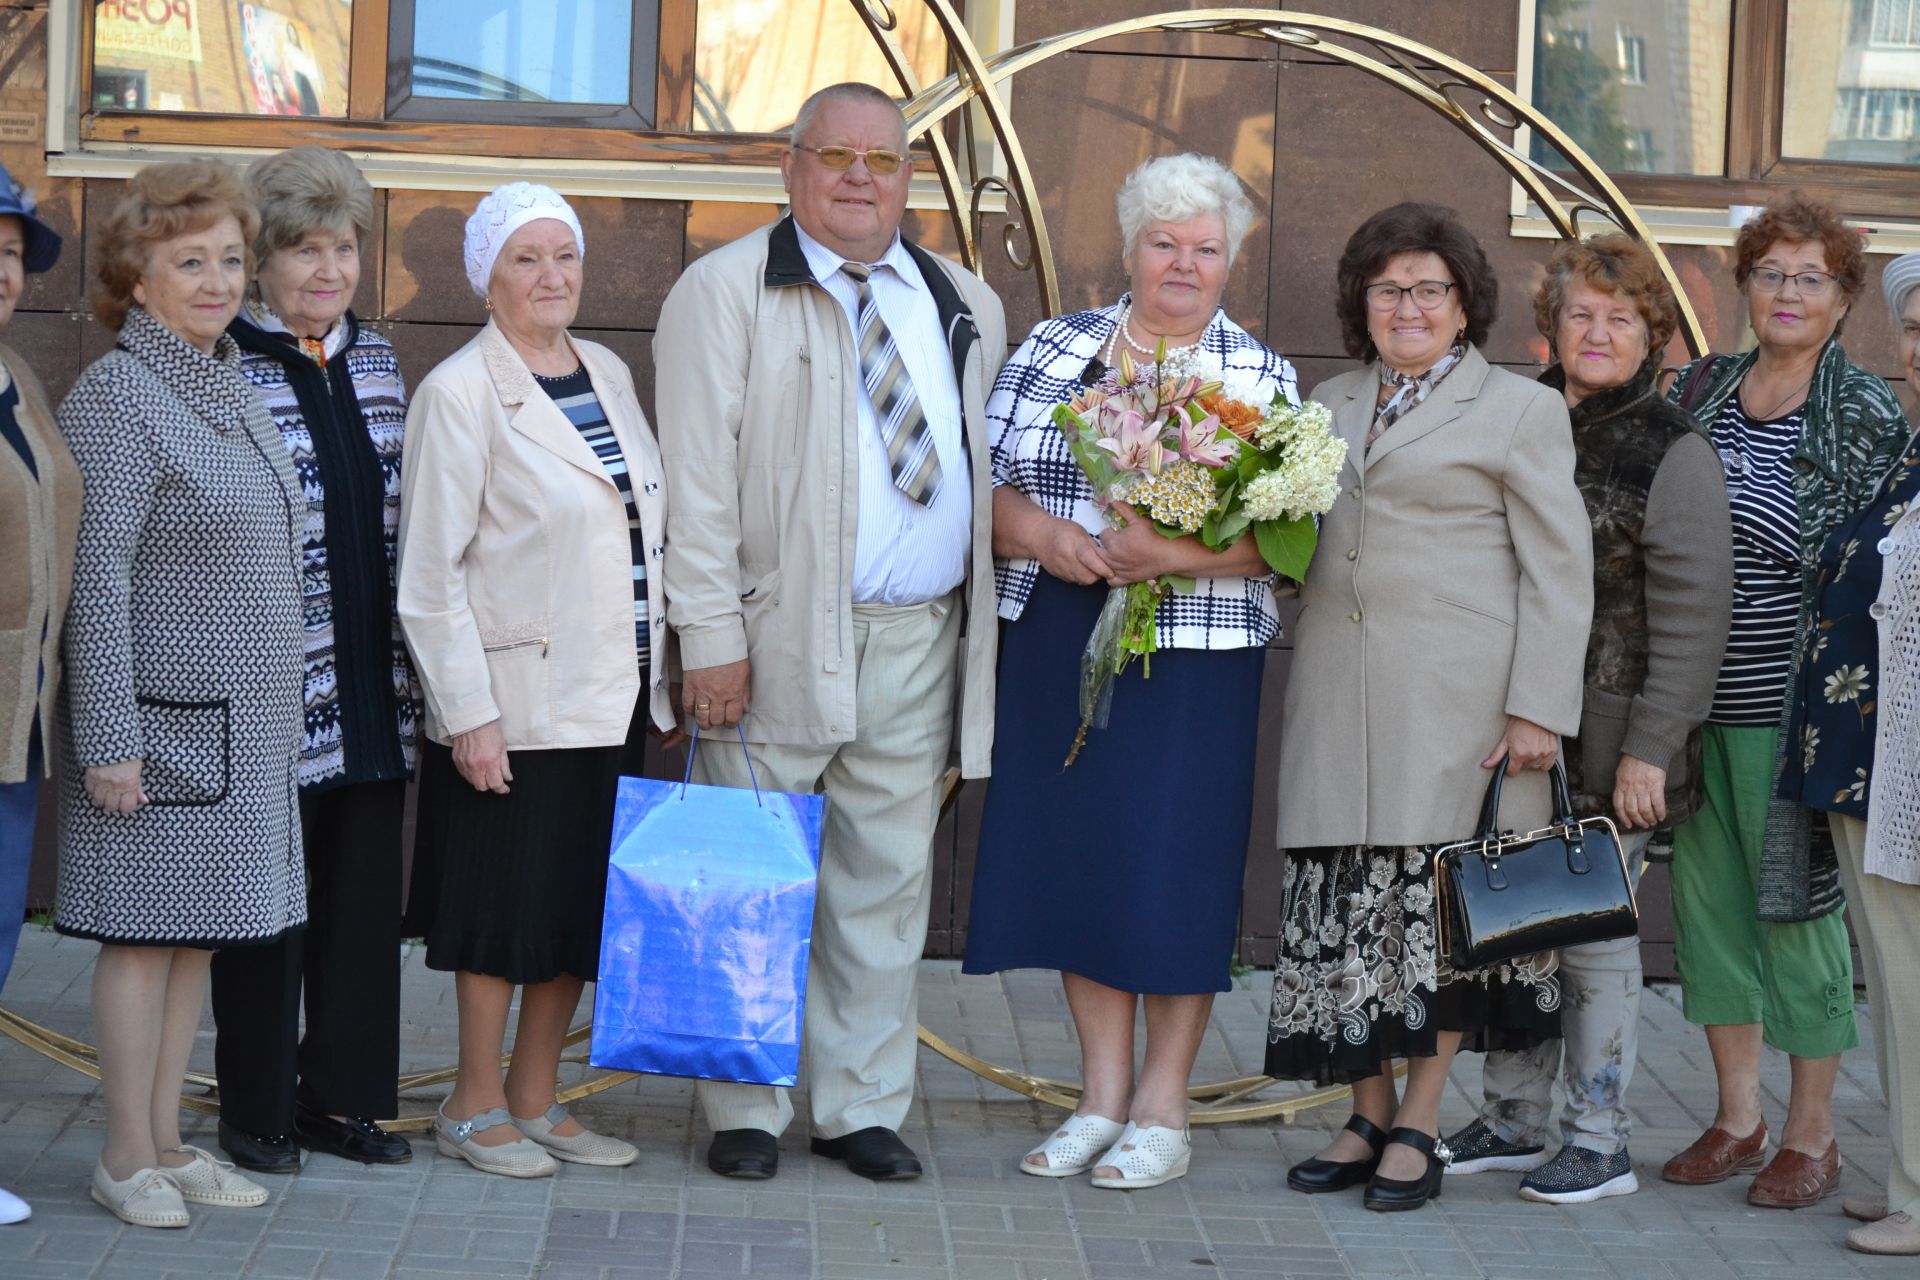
792, 221, 921, 294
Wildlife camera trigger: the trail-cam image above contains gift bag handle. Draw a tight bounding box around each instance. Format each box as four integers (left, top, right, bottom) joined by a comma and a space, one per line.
681, 720, 763, 806
1475, 755, 1577, 839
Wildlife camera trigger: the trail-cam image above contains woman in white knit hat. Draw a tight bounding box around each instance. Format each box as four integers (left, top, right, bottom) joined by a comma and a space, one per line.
1799, 250, 1920, 1257
396, 182, 680, 1177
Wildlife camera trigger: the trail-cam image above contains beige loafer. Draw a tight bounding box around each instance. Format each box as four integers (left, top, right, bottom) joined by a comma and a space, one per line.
164, 1145, 269, 1208
1848, 1211, 1920, 1256
90, 1162, 189, 1229
514, 1104, 638, 1167
435, 1104, 557, 1178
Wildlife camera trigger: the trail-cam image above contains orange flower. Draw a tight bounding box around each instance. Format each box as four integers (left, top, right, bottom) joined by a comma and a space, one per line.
1201, 392, 1263, 442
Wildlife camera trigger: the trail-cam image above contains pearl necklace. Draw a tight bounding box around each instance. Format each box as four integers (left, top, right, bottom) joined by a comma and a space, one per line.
1108, 299, 1204, 366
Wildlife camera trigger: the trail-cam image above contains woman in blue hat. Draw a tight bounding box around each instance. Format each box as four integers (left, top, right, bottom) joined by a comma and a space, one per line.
0, 160, 78, 1228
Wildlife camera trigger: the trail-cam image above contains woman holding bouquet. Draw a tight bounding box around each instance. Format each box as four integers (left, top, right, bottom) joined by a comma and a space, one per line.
1264, 202, 1594, 1213
963, 152, 1298, 1191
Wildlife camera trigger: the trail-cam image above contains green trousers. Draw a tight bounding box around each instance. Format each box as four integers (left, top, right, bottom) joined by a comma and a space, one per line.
1669, 724, 1858, 1059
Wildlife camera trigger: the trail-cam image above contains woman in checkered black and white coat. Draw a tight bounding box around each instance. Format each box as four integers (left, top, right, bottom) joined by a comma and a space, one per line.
55, 163, 305, 1228
961, 154, 1296, 1192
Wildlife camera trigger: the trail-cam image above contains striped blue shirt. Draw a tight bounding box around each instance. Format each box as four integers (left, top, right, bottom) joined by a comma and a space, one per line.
537, 366, 649, 678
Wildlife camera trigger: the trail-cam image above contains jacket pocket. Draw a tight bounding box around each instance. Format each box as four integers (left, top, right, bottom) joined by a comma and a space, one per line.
136, 696, 231, 807
1432, 594, 1516, 628
479, 619, 550, 658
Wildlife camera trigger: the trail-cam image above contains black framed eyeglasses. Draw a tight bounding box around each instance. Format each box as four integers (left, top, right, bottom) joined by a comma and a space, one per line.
1749, 268, 1837, 296
793, 144, 905, 175
1364, 280, 1458, 312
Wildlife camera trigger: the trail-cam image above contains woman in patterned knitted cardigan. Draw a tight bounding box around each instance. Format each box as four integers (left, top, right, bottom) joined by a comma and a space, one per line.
1661, 195, 1910, 1210
55, 162, 304, 1228
1787, 254, 1920, 1257
207, 147, 420, 1177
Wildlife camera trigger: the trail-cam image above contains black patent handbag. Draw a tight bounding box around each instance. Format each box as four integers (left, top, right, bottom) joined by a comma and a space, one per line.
1432, 759, 1640, 970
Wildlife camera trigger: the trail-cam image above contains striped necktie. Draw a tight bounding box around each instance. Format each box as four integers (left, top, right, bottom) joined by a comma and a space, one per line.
841, 260, 941, 504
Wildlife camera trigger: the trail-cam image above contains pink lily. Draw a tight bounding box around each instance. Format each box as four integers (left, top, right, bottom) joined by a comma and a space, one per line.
1094, 409, 1167, 474
1176, 412, 1238, 467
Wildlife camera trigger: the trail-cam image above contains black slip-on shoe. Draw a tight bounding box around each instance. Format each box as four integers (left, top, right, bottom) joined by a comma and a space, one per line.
707, 1128, 779, 1179
810, 1127, 922, 1181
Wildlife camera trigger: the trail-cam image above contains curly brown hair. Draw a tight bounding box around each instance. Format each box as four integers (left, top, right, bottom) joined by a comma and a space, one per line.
1533, 234, 1679, 366
92, 160, 259, 330
1335, 202, 1497, 363
1733, 192, 1866, 332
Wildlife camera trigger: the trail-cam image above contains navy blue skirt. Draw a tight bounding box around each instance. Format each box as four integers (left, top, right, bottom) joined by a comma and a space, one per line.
963, 573, 1266, 994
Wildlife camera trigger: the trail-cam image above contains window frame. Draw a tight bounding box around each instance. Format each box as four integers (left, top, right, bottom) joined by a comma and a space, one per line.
1530, 0, 1920, 219
385, 0, 661, 127
72, 0, 860, 171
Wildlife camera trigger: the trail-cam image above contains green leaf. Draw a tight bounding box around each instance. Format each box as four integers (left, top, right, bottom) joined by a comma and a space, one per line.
1253, 516, 1319, 581
1151, 517, 1185, 540
1212, 507, 1252, 545
1162, 573, 1197, 595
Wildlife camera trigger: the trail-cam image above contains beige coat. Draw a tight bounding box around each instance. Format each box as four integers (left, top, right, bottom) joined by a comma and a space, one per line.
397, 322, 673, 749
0, 345, 81, 783
653, 218, 1007, 777
1277, 347, 1595, 848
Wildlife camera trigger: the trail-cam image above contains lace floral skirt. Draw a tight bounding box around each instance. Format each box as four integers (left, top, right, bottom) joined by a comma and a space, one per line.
1264, 844, 1562, 1085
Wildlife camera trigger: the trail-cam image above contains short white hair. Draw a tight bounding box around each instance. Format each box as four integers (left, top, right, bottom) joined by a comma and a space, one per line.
790, 82, 908, 150
1115, 153, 1256, 266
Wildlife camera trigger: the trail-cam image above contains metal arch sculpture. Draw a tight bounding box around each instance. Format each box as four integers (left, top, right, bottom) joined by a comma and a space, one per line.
0, 7, 1701, 1133
850, 2, 1708, 356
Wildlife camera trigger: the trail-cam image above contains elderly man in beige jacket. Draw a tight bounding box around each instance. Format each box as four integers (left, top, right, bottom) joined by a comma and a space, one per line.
653, 82, 1006, 1183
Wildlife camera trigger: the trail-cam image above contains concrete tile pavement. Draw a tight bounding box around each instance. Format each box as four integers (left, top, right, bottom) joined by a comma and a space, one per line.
0, 928, 1909, 1279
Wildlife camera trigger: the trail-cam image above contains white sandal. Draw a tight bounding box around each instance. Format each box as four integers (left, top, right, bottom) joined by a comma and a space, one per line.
1090, 1122, 1191, 1190
1020, 1113, 1127, 1178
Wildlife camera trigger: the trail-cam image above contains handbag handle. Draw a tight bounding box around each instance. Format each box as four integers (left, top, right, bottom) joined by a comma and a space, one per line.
681, 720, 764, 806
1475, 755, 1577, 840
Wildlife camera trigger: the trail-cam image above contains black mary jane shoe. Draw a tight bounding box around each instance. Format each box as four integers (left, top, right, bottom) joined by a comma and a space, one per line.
1363, 1127, 1447, 1212
293, 1103, 413, 1164
810, 1126, 923, 1181
1287, 1114, 1390, 1193
217, 1120, 301, 1174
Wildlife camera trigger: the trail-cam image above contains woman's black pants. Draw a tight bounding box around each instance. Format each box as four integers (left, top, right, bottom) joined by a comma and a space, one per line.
209, 779, 407, 1132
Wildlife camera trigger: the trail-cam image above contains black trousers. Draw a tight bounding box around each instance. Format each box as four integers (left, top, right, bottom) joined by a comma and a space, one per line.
209, 779, 406, 1132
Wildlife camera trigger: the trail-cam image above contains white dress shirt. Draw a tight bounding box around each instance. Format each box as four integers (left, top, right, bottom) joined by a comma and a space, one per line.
794, 223, 970, 605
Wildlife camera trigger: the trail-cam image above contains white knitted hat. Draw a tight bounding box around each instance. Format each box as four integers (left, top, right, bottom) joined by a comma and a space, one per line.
463, 182, 585, 297
1883, 252, 1920, 323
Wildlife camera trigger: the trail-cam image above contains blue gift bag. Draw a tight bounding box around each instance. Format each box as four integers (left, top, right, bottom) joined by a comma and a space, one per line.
590, 726, 825, 1086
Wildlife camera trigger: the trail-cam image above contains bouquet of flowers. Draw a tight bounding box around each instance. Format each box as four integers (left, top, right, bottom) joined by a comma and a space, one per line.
1052, 344, 1346, 765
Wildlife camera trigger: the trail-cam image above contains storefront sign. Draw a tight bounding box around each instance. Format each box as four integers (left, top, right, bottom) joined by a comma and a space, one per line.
95, 0, 205, 65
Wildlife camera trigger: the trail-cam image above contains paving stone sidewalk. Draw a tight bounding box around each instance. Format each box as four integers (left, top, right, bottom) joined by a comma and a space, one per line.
0, 927, 1906, 1279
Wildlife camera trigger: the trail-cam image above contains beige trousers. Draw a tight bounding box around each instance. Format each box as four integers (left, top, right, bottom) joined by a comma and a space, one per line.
694, 596, 960, 1140
1832, 813, 1920, 1218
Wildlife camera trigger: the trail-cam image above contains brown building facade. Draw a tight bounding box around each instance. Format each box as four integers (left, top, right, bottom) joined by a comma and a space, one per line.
6, 0, 1917, 974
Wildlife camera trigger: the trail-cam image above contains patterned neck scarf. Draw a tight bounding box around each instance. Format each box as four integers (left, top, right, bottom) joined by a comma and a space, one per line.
1368, 340, 1467, 448
244, 295, 347, 368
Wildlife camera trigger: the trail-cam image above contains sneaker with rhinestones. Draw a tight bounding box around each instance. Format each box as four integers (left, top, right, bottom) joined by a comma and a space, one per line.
1440, 1120, 1549, 1175
1518, 1146, 1638, 1204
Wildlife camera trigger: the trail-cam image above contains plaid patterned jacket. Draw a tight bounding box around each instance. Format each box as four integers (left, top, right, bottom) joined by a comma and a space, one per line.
987, 299, 1299, 649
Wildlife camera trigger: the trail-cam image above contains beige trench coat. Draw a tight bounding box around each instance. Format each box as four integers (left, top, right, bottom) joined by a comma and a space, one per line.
652, 218, 1007, 777
1277, 347, 1594, 848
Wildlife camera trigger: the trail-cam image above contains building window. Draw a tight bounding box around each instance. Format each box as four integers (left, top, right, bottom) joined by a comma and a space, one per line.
1528, 0, 1920, 218
1530, 0, 1730, 176
1870, 0, 1920, 47
1617, 30, 1647, 85
75, 1, 981, 173
91, 0, 352, 118
388, 0, 660, 125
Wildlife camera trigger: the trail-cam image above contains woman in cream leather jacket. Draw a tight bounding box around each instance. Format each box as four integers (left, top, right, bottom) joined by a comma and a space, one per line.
397, 183, 675, 1179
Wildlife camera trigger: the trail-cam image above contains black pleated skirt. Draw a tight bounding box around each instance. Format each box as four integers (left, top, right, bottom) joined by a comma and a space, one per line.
404, 707, 646, 985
